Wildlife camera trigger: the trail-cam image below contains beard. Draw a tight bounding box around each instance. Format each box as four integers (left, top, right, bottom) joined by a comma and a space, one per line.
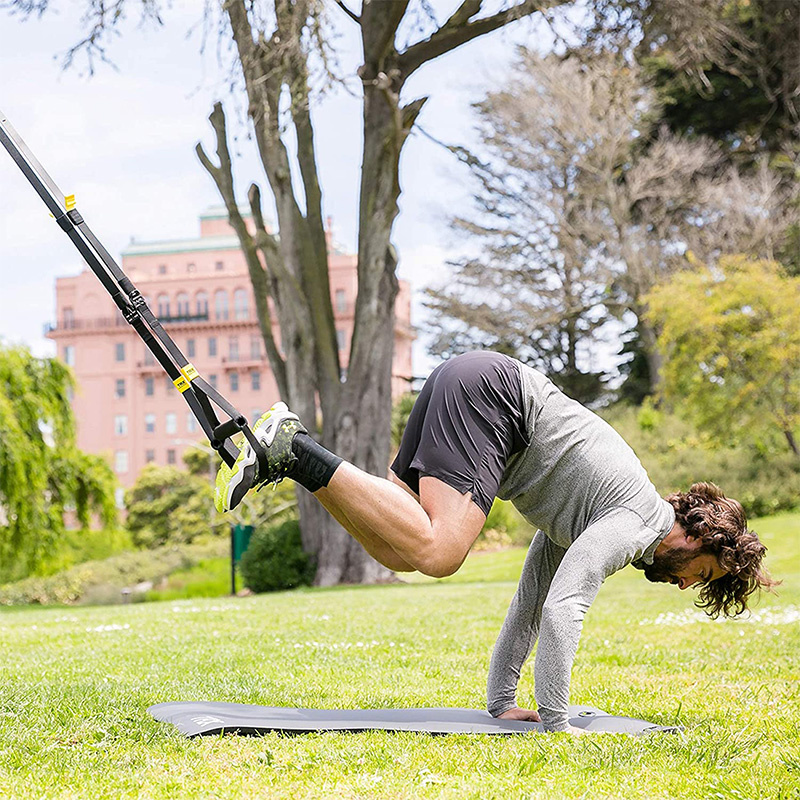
643, 546, 696, 584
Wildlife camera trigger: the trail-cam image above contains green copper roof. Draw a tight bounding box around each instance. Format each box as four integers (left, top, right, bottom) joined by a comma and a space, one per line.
121, 236, 243, 257
199, 205, 253, 220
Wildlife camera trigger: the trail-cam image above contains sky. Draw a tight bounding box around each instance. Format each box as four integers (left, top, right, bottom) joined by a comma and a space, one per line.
0, 1, 557, 376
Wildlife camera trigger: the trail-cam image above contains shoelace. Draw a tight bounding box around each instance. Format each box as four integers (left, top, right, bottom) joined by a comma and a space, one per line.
254, 452, 299, 493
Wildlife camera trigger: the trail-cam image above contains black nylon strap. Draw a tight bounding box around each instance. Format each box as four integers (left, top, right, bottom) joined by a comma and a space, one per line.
0, 110, 257, 470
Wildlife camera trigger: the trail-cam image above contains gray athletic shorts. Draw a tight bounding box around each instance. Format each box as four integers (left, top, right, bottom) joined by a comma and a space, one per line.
391, 351, 529, 516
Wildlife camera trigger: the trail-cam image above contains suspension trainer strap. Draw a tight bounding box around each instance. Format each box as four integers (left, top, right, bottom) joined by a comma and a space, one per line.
0, 109, 264, 470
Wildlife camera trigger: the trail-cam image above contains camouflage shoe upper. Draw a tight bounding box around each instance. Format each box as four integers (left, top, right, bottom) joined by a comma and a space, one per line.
255, 417, 307, 486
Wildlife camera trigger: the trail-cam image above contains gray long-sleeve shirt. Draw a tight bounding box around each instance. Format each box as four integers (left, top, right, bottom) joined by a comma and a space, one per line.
487, 363, 675, 731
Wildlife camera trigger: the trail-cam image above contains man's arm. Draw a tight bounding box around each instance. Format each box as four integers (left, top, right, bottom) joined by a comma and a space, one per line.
533, 507, 660, 731
486, 530, 566, 717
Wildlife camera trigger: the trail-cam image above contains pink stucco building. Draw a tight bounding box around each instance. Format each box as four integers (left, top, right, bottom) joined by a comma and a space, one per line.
47, 208, 414, 498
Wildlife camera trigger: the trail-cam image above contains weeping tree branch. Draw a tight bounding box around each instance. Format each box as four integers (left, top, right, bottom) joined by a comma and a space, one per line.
195, 102, 288, 398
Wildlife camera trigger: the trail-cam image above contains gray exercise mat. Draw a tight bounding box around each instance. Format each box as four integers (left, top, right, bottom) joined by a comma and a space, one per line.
148, 701, 680, 737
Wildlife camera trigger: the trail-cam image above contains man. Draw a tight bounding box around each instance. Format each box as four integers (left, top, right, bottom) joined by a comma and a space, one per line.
215, 351, 776, 733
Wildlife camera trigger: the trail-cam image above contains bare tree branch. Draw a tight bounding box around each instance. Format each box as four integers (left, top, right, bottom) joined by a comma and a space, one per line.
359, 0, 410, 71
398, 0, 546, 78
195, 102, 288, 398
333, 0, 360, 25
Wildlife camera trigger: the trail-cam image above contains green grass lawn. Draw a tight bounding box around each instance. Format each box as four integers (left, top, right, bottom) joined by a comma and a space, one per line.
1, 513, 798, 799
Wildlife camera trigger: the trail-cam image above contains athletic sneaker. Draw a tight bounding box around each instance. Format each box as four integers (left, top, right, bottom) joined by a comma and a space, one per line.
214, 402, 306, 513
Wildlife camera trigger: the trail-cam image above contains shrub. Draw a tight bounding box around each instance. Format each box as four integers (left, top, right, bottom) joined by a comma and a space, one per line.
602, 405, 800, 518
239, 520, 315, 593
125, 465, 221, 548
473, 499, 535, 551
0, 537, 228, 606
31, 526, 134, 579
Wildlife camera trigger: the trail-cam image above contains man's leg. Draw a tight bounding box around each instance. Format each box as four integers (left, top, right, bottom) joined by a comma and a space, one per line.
314, 476, 418, 572
314, 464, 486, 578
216, 354, 523, 574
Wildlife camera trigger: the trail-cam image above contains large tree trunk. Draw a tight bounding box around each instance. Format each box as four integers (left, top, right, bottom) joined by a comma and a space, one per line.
314, 37, 412, 585
200, 0, 544, 586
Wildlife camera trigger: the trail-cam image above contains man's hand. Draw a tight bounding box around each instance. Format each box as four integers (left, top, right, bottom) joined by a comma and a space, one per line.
497, 707, 542, 722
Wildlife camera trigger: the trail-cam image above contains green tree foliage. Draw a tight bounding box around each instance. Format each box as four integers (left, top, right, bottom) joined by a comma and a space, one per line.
639, 1, 800, 274
0, 344, 117, 575
645, 255, 800, 458
561, 2, 800, 276
603, 403, 800, 517
391, 392, 418, 453
125, 464, 221, 548
636, 0, 799, 166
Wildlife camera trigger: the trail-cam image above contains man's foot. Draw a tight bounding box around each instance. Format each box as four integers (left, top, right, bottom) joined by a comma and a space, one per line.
214, 402, 306, 513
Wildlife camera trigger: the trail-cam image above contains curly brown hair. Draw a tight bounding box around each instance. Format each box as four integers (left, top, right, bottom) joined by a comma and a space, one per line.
666, 482, 779, 618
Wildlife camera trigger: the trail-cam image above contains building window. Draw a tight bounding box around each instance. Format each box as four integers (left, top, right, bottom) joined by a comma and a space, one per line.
158, 264, 167, 275
145, 449, 156, 464
145, 413, 156, 434
114, 414, 128, 436
252, 409, 262, 425
335, 289, 347, 313
215, 261, 224, 272
165, 412, 177, 434
208, 337, 217, 357
165, 375, 172, 393
196, 291, 209, 316
114, 487, 126, 509
145, 376, 154, 396
214, 289, 229, 321
336, 329, 347, 351
167, 449, 176, 465
115, 342, 125, 362
230, 372, 239, 392
187, 338, 196, 358
250, 334, 261, 360
115, 379, 126, 399
229, 336, 239, 361
114, 450, 129, 474
187, 262, 196, 273
234, 288, 249, 320
63, 345, 75, 366
187, 413, 197, 433
176, 293, 190, 316
144, 348, 156, 366
157, 294, 170, 317
63, 307, 75, 328
251, 371, 261, 392
209, 374, 218, 389
66, 386, 75, 403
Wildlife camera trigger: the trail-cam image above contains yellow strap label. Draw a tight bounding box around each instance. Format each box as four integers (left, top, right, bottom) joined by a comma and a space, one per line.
65, 194, 76, 211
182, 363, 199, 382
173, 375, 191, 393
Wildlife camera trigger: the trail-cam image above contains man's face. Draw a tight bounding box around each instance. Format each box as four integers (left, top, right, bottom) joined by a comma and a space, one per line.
644, 536, 726, 590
